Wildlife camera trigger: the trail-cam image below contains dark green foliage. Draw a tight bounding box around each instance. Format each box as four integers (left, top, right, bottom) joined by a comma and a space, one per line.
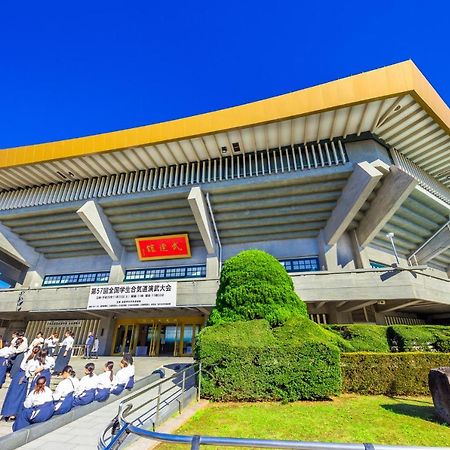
387, 325, 450, 352
324, 324, 390, 352
208, 250, 307, 327
196, 318, 342, 401
341, 352, 450, 395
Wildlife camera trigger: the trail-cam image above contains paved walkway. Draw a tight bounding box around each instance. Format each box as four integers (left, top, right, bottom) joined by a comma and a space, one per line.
0, 356, 193, 449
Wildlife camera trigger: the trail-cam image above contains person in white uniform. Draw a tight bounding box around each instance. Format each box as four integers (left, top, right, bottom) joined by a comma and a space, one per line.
13, 376, 54, 431
95, 361, 115, 402
53, 365, 79, 415
9, 332, 28, 379
0, 344, 16, 387
28, 332, 44, 350
54, 331, 74, 375
111, 358, 133, 395
1, 346, 40, 421
73, 363, 98, 406
43, 333, 59, 356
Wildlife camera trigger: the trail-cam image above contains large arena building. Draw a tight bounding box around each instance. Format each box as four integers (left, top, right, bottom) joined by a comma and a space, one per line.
0, 60, 449, 356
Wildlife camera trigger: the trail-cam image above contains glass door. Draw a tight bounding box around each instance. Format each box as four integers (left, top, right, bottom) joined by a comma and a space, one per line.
180, 324, 200, 356
113, 324, 137, 355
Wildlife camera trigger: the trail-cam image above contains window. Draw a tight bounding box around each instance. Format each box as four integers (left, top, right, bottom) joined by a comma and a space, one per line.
279, 257, 319, 273
42, 271, 110, 286
369, 260, 389, 269
124, 264, 206, 282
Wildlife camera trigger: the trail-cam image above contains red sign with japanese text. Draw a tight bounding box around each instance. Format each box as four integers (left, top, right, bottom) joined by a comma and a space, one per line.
135, 234, 191, 261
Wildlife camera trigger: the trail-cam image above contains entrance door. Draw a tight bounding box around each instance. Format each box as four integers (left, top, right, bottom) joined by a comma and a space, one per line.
112, 324, 137, 355
158, 325, 179, 356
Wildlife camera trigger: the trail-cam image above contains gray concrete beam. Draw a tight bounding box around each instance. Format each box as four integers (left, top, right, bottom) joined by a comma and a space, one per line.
318, 230, 338, 271
375, 300, 422, 313
0, 223, 42, 268
410, 222, 450, 265
337, 300, 377, 313
188, 187, 216, 255
324, 162, 383, 245
356, 166, 417, 247
76, 200, 124, 261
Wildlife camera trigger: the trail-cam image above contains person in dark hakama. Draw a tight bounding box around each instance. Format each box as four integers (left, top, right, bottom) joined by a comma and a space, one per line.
1, 347, 39, 421
123, 354, 135, 390
0, 344, 15, 388
53, 331, 74, 375
9, 333, 28, 379
13, 376, 54, 431
53, 365, 79, 415
29, 349, 54, 390
95, 361, 114, 402
73, 363, 97, 407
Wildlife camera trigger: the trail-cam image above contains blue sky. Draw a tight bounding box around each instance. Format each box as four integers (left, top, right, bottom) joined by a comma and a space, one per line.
0, 1, 449, 149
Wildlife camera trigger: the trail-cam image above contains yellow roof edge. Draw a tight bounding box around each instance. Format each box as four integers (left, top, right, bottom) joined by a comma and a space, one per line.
0, 60, 448, 169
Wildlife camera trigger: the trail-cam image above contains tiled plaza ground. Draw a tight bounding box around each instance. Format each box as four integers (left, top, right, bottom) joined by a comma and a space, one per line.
0, 356, 193, 449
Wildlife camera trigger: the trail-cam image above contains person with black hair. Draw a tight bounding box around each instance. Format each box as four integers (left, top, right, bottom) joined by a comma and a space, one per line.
29, 349, 55, 390
9, 332, 28, 379
1, 346, 40, 421
123, 353, 135, 390
53, 365, 79, 415
111, 357, 133, 395
95, 361, 114, 402
0, 341, 19, 388
12, 376, 53, 431
43, 332, 59, 356
53, 331, 74, 375
73, 363, 97, 406
28, 332, 44, 350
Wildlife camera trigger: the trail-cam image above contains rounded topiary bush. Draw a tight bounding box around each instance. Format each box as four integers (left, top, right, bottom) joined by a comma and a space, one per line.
208, 249, 307, 327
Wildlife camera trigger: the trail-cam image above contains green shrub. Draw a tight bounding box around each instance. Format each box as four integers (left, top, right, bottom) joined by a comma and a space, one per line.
196, 318, 342, 401
324, 324, 390, 352
341, 352, 450, 395
387, 325, 450, 352
208, 250, 307, 327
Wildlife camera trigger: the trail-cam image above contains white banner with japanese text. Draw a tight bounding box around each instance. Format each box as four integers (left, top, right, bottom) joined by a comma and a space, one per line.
87, 282, 177, 310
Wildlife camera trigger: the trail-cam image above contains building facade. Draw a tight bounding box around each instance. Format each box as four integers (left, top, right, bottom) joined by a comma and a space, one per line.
0, 61, 449, 356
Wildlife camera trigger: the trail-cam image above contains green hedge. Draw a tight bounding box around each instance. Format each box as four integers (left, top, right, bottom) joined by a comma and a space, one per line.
196, 318, 342, 401
324, 324, 390, 352
341, 352, 450, 395
387, 325, 450, 352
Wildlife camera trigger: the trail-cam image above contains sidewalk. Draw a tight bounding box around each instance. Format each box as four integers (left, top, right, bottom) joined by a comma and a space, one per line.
0, 356, 192, 449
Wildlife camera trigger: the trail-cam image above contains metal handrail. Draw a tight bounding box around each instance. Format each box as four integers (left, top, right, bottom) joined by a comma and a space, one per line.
99, 364, 448, 450
99, 363, 201, 449
107, 426, 449, 450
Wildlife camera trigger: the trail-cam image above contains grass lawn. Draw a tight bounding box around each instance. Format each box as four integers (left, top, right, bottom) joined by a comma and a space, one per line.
156, 395, 450, 449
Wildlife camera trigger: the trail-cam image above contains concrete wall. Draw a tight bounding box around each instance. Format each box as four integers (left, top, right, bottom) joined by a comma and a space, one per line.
1, 268, 448, 315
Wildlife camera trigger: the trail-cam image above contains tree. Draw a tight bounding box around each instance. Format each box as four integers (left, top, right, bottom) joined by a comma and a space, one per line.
208, 249, 308, 327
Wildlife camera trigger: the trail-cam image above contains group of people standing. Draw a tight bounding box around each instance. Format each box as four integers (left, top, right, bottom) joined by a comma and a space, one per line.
0, 330, 135, 432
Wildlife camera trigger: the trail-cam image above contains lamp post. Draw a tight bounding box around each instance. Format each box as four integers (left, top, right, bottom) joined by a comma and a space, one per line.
386, 232, 400, 266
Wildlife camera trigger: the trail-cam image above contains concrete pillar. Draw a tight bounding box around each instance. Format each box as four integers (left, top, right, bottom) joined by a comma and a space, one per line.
97, 315, 115, 355
206, 255, 220, 279
77, 200, 124, 261
323, 161, 383, 246
356, 166, 417, 247
318, 230, 338, 271
349, 230, 370, 269
20, 254, 47, 289
108, 252, 127, 283
326, 303, 352, 324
